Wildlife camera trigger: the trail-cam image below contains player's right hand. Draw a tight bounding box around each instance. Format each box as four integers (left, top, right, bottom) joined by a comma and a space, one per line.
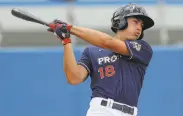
47, 19, 72, 45
47, 19, 72, 33
55, 23, 71, 40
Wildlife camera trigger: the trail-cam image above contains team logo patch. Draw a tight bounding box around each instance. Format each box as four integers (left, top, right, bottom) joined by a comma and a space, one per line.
130, 41, 141, 51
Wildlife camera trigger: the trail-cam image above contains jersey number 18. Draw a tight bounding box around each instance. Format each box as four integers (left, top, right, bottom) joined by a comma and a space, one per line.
98, 65, 115, 79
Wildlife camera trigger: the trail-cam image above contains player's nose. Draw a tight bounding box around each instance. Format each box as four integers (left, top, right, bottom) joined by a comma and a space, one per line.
135, 26, 141, 35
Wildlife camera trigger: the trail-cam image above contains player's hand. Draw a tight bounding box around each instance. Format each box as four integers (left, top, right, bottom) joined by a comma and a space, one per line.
47, 19, 72, 45
47, 19, 69, 32
47, 19, 72, 33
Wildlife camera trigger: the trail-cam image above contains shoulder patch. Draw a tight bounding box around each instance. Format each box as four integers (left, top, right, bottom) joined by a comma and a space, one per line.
130, 41, 141, 51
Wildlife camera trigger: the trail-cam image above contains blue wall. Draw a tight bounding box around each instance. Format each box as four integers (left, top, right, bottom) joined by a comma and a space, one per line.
0, 47, 182, 116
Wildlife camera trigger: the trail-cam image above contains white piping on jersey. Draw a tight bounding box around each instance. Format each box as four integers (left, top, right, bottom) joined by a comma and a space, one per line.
126, 41, 133, 60
78, 62, 91, 74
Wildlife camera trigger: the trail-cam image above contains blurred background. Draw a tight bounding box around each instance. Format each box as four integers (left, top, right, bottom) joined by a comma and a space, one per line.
0, 0, 183, 116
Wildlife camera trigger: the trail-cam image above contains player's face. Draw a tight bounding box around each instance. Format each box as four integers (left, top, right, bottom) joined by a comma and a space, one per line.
122, 17, 143, 40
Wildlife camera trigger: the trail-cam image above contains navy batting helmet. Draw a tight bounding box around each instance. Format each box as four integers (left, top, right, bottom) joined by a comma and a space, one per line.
111, 3, 154, 39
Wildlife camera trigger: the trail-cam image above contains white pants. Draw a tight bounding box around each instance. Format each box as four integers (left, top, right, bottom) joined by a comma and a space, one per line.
86, 97, 138, 116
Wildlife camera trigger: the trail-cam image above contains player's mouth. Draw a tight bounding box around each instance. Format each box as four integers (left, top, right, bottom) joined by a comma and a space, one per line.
133, 32, 140, 37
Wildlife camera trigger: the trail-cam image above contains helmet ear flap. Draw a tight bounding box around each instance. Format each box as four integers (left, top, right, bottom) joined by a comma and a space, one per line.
118, 17, 128, 31
111, 18, 120, 33
111, 17, 128, 33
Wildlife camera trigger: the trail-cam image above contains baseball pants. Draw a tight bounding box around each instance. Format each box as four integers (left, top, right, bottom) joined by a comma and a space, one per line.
86, 97, 138, 116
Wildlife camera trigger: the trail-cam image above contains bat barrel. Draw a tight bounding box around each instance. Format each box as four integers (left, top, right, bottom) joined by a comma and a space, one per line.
11, 8, 49, 27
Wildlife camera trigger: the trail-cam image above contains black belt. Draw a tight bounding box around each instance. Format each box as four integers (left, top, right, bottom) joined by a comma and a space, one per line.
100, 100, 134, 115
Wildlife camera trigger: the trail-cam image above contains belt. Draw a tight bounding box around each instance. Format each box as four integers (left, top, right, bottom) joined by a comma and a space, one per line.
100, 100, 134, 115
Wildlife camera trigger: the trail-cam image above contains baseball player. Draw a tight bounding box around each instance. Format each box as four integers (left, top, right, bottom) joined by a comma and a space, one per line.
48, 3, 154, 116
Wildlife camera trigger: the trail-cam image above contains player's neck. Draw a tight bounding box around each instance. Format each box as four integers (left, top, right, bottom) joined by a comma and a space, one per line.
114, 32, 127, 41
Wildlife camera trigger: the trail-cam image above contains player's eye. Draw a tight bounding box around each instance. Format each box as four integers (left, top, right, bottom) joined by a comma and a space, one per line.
133, 20, 137, 23
133, 19, 143, 28
137, 19, 144, 28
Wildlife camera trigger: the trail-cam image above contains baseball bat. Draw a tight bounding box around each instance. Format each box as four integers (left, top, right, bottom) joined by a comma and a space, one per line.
11, 8, 50, 27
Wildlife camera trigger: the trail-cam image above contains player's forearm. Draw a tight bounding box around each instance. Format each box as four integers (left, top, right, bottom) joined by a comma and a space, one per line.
70, 26, 113, 49
70, 26, 129, 55
63, 44, 82, 84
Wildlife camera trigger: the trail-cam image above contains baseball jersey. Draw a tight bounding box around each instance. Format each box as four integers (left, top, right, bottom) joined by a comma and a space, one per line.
77, 40, 153, 107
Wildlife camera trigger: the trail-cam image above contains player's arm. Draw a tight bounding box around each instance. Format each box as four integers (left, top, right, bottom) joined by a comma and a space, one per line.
70, 26, 129, 56
48, 21, 88, 85
63, 43, 88, 85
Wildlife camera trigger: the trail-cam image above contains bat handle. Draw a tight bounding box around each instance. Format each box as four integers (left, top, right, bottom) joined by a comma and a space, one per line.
44, 22, 50, 27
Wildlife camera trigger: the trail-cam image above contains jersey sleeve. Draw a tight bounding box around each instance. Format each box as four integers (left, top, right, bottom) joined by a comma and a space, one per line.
77, 47, 92, 75
124, 40, 153, 65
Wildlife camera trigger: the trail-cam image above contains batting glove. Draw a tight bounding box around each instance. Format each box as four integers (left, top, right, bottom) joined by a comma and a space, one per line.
47, 19, 72, 45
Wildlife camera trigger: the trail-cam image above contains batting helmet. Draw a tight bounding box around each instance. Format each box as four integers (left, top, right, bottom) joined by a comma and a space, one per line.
111, 3, 154, 39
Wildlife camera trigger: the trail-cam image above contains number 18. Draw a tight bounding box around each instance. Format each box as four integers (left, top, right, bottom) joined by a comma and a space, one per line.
98, 65, 115, 79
